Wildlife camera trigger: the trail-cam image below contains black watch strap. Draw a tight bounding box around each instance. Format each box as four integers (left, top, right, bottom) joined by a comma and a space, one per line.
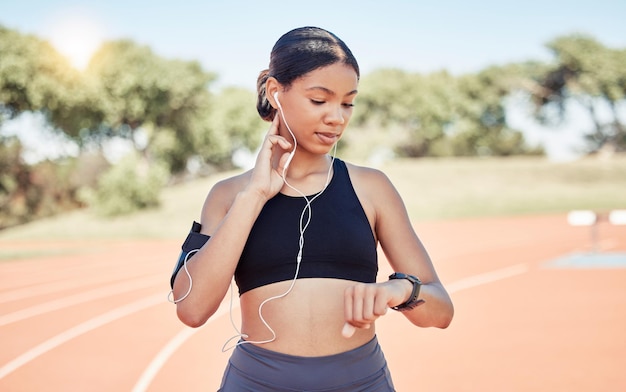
389, 272, 425, 311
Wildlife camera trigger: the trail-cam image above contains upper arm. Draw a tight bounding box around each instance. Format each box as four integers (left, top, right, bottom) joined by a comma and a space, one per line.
199, 172, 250, 236
351, 165, 440, 284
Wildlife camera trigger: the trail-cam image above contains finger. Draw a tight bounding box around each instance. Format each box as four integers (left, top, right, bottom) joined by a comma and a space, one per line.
342, 323, 356, 338
374, 292, 389, 316
257, 135, 290, 166
351, 284, 367, 323
344, 286, 354, 322
267, 113, 280, 136
275, 136, 292, 152
362, 287, 376, 321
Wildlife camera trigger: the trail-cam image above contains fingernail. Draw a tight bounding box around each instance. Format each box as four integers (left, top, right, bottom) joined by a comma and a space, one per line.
342, 323, 356, 338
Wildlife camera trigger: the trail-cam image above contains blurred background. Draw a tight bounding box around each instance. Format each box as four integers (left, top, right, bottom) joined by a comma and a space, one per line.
0, 0, 625, 231
1, 2, 625, 391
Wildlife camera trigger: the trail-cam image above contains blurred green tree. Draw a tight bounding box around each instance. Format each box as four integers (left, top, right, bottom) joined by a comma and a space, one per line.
0, 136, 29, 228
85, 40, 217, 172
0, 27, 87, 226
79, 151, 168, 216
193, 87, 265, 168
0, 135, 80, 228
0, 25, 99, 133
3, 25, 624, 223
527, 34, 626, 153
351, 69, 456, 157
453, 65, 541, 156
352, 67, 538, 157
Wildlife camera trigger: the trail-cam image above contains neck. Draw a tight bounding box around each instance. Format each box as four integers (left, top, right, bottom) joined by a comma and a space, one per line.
281, 153, 336, 197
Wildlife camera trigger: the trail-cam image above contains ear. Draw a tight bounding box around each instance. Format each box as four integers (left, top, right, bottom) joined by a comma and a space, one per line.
265, 77, 281, 109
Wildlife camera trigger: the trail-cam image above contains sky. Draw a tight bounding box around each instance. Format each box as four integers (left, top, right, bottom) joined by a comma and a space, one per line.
1, 0, 625, 161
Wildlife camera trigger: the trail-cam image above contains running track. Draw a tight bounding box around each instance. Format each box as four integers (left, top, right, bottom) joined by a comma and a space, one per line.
1, 213, 624, 391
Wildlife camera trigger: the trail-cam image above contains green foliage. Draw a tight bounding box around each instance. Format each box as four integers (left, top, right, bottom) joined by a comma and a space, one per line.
148, 125, 191, 173
193, 87, 266, 168
0, 136, 28, 227
3, 156, 626, 241
67, 151, 111, 189
86, 39, 217, 172
354, 67, 538, 157
0, 26, 105, 146
452, 67, 536, 156
525, 34, 626, 153
0, 26, 74, 118
1, 25, 624, 228
0, 135, 81, 229
352, 69, 454, 156
81, 153, 168, 217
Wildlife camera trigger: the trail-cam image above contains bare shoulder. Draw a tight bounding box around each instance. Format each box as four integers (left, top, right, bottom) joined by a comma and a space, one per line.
343, 161, 404, 228
344, 161, 396, 196
199, 170, 252, 234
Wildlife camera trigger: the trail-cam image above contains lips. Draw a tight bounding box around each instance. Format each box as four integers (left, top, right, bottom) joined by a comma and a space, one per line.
316, 132, 339, 145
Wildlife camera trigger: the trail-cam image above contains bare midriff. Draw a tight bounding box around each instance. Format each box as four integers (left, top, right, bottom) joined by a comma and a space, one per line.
238, 278, 376, 356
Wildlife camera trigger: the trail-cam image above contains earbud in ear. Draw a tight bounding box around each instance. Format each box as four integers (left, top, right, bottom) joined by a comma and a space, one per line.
273, 92, 282, 110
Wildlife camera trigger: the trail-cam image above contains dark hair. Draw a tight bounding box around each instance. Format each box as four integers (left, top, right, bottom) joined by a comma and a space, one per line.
256, 26, 360, 121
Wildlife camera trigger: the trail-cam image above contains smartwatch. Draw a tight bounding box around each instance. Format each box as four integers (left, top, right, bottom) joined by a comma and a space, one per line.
389, 272, 425, 311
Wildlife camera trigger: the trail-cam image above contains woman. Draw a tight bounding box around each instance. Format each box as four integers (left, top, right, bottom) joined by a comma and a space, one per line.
171, 26, 454, 391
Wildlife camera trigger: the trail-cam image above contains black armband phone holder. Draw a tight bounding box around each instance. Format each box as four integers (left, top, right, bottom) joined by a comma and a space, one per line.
169, 221, 210, 289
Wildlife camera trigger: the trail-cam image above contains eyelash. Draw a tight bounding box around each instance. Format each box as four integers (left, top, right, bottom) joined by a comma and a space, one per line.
311, 100, 355, 108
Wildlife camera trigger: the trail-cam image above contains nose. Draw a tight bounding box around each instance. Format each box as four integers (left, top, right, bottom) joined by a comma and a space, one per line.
324, 104, 345, 125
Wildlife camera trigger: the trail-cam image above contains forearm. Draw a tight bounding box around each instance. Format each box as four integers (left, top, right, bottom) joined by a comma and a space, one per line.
174, 190, 266, 327
402, 281, 454, 328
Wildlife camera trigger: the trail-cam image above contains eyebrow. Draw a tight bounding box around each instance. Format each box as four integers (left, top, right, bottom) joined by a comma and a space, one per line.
306, 86, 358, 97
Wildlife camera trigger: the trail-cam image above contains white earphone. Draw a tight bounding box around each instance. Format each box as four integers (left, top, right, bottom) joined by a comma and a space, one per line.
173, 88, 340, 351
222, 89, 338, 351
273, 91, 296, 174
273, 91, 281, 109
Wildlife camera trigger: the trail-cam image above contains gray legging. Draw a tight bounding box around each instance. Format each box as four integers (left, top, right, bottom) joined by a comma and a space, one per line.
218, 335, 396, 391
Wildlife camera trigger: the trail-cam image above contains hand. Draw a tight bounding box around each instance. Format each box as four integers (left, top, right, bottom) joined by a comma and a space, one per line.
341, 280, 405, 338
246, 115, 293, 200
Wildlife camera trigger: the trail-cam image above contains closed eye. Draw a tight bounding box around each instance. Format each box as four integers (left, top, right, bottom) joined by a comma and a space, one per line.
310, 100, 354, 108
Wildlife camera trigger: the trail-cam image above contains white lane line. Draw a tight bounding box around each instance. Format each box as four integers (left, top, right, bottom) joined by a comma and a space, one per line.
131, 264, 530, 391
0, 293, 163, 380
0, 276, 116, 304
0, 276, 162, 326
131, 301, 234, 392
131, 328, 198, 392
447, 263, 529, 293
0, 270, 161, 304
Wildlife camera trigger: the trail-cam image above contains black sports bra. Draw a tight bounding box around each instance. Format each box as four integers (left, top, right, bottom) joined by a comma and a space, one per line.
234, 158, 378, 294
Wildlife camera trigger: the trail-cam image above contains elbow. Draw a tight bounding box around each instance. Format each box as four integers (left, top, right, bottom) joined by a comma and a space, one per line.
415, 284, 454, 329
415, 300, 454, 329
178, 314, 207, 329
176, 303, 217, 328
435, 302, 454, 329
420, 312, 453, 329
436, 314, 453, 329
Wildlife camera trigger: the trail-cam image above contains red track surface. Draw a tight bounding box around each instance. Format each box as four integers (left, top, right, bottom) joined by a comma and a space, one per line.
1, 213, 625, 391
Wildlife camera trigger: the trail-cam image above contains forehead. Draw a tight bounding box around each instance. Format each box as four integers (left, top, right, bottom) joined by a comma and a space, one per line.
294, 63, 359, 95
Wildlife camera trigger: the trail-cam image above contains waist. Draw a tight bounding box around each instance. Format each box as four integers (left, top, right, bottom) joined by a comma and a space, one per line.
228, 335, 389, 390
239, 278, 376, 356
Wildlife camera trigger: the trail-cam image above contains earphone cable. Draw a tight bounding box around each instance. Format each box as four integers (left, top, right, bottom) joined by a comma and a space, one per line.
222, 107, 336, 351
